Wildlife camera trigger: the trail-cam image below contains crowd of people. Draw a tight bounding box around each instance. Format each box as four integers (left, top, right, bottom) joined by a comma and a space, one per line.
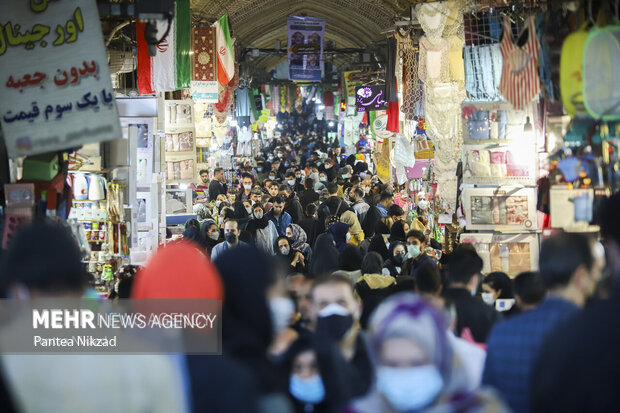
0, 131, 618, 413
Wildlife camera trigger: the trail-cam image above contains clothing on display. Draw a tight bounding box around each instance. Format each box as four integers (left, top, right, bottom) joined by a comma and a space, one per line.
464, 44, 503, 101
449, 36, 466, 83
236, 126, 253, 156
419, 36, 450, 85
398, 33, 424, 120
498, 16, 541, 110
385, 36, 398, 102
415, 2, 449, 44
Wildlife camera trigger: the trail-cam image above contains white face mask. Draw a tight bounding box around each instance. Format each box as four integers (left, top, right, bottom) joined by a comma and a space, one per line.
244, 184, 252, 191
254, 211, 263, 219
208, 232, 219, 241
269, 297, 295, 334
481, 292, 495, 306
346, 232, 352, 242
280, 247, 290, 255
377, 365, 444, 412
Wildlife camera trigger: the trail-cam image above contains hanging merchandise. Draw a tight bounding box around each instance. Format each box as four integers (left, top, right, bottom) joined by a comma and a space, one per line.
449, 36, 466, 84
424, 82, 464, 165
582, 25, 620, 120
415, 2, 449, 45
272, 85, 280, 113
386, 101, 400, 133
418, 36, 450, 85
191, 26, 217, 81
398, 33, 424, 120
392, 134, 416, 185
498, 16, 541, 110
464, 44, 503, 101
535, 14, 555, 101
235, 87, 251, 127
442, 0, 465, 38
560, 23, 588, 117
237, 126, 253, 156
385, 36, 399, 102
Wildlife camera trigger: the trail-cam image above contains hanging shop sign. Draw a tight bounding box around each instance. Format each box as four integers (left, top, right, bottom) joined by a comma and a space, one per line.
287, 16, 325, 82
343, 71, 365, 98
0, 0, 121, 158
191, 26, 216, 81
355, 86, 388, 112
190, 81, 218, 103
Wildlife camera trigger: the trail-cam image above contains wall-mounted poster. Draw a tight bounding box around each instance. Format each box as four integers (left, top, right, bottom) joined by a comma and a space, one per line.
288, 16, 325, 82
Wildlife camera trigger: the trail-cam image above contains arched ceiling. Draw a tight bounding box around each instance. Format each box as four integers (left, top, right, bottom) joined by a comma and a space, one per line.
190, 0, 411, 70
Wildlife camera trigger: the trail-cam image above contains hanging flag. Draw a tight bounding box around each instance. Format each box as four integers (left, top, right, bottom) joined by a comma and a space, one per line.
213, 14, 235, 86
136, 0, 191, 94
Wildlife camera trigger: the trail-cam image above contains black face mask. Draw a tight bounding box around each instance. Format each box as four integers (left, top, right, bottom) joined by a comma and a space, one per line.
316, 314, 353, 341
224, 232, 237, 244
393, 253, 406, 266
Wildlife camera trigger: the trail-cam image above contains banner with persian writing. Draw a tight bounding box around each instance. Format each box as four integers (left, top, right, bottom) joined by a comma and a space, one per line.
0, 0, 121, 157
191, 26, 216, 81
287, 16, 324, 82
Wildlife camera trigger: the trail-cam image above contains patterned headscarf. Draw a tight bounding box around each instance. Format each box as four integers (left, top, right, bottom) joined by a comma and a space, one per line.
288, 223, 309, 253
340, 210, 363, 235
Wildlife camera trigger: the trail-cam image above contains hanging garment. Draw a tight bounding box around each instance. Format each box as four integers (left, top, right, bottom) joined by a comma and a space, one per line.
399, 34, 424, 120
416, 2, 449, 44
498, 16, 541, 110
464, 44, 503, 101
386, 101, 400, 133
582, 25, 620, 120
535, 13, 555, 101
385, 36, 398, 102
442, 0, 465, 38
449, 36, 466, 83
419, 36, 450, 85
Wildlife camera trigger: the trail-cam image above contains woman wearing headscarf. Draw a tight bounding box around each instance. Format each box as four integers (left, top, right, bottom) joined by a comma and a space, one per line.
309, 232, 339, 277
286, 223, 312, 262
354, 252, 396, 329
327, 222, 349, 253
215, 246, 294, 411
182, 225, 206, 249
349, 293, 509, 413
246, 203, 279, 255
339, 210, 364, 247
132, 242, 260, 413
333, 245, 363, 284
275, 235, 306, 275
382, 241, 408, 277
201, 219, 221, 255
389, 220, 408, 243
367, 217, 393, 262
283, 334, 356, 413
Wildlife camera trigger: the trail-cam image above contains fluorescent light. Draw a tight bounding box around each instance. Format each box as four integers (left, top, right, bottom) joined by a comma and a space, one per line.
328, 121, 335, 127
318, 104, 325, 110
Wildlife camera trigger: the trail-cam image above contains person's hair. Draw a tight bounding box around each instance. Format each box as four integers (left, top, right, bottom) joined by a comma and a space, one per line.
272, 196, 284, 205
305, 178, 314, 190
352, 187, 364, 199
305, 203, 317, 217
513, 271, 546, 305
241, 172, 253, 181
223, 217, 238, 228
214, 167, 223, 175
274, 235, 291, 252
600, 191, 620, 244
406, 230, 426, 244
379, 191, 393, 203
539, 233, 593, 289
387, 204, 404, 218
447, 245, 483, 284
285, 172, 295, 178
350, 175, 361, 185
166, 228, 172, 239
415, 265, 442, 295
199, 169, 209, 175
0, 220, 88, 293
361, 252, 383, 274
279, 184, 291, 194
482, 272, 514, 299
311, 273, 354, 297
185, 218, 200, 230
252, 202, 264, 211
338, 245, 363, 272
116, 265, 138, 299
327, 182, 338, 195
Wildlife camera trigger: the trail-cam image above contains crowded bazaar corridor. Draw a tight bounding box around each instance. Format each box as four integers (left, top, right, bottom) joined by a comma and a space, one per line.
0, 0, 619, 412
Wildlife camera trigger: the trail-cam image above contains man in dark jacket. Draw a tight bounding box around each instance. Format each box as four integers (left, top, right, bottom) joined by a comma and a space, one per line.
278, 185, 304, 225
317, 182, 350, 230
299, 203, 322, 249
208, 167, 227, 202
298, 178, 319, 210
403, 230, 439, 278
442, 246, 501, 343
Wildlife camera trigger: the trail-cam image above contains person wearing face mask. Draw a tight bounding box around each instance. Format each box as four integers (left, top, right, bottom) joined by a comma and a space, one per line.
284, 335, 357, 413
480, 272, 514, 309
339, 210, 364, 247
349, 187, 370, 225
310, 275, 373, 398
237, 173, 254, 202
483, 233, 602, 413
275, 236, 306, 275
279, 185, 304, 225
210, 219, 249, 262
201, 219, 221, 256
382, 241, 408, 277
349, 293, 509, 413
403, 230, 439, 279
442, 246, 501, 344
246, 203, 279, 255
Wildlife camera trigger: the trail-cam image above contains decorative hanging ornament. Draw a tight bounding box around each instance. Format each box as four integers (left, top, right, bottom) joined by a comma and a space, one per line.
415, 2, 449, 44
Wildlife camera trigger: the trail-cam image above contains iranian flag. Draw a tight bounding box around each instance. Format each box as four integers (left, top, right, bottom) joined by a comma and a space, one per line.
213, 14, 234, 86
137, 0, 190, 94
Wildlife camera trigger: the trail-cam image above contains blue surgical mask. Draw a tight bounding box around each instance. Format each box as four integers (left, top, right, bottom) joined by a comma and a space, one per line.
407, 245, 421, 259
342, 174, 349, 179
377, 365, 444, 412
319, 177, 327, 182
289, 374, 325, 404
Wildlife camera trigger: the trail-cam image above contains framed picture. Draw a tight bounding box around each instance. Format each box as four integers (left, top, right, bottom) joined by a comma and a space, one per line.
460, 232, 539, 277
462, 186, 537, 231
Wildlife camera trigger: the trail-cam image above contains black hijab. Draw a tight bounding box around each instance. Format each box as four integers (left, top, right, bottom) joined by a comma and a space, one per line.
390, 220, 407, 243
338, 245, 363, 272
309, 233, 339, 277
